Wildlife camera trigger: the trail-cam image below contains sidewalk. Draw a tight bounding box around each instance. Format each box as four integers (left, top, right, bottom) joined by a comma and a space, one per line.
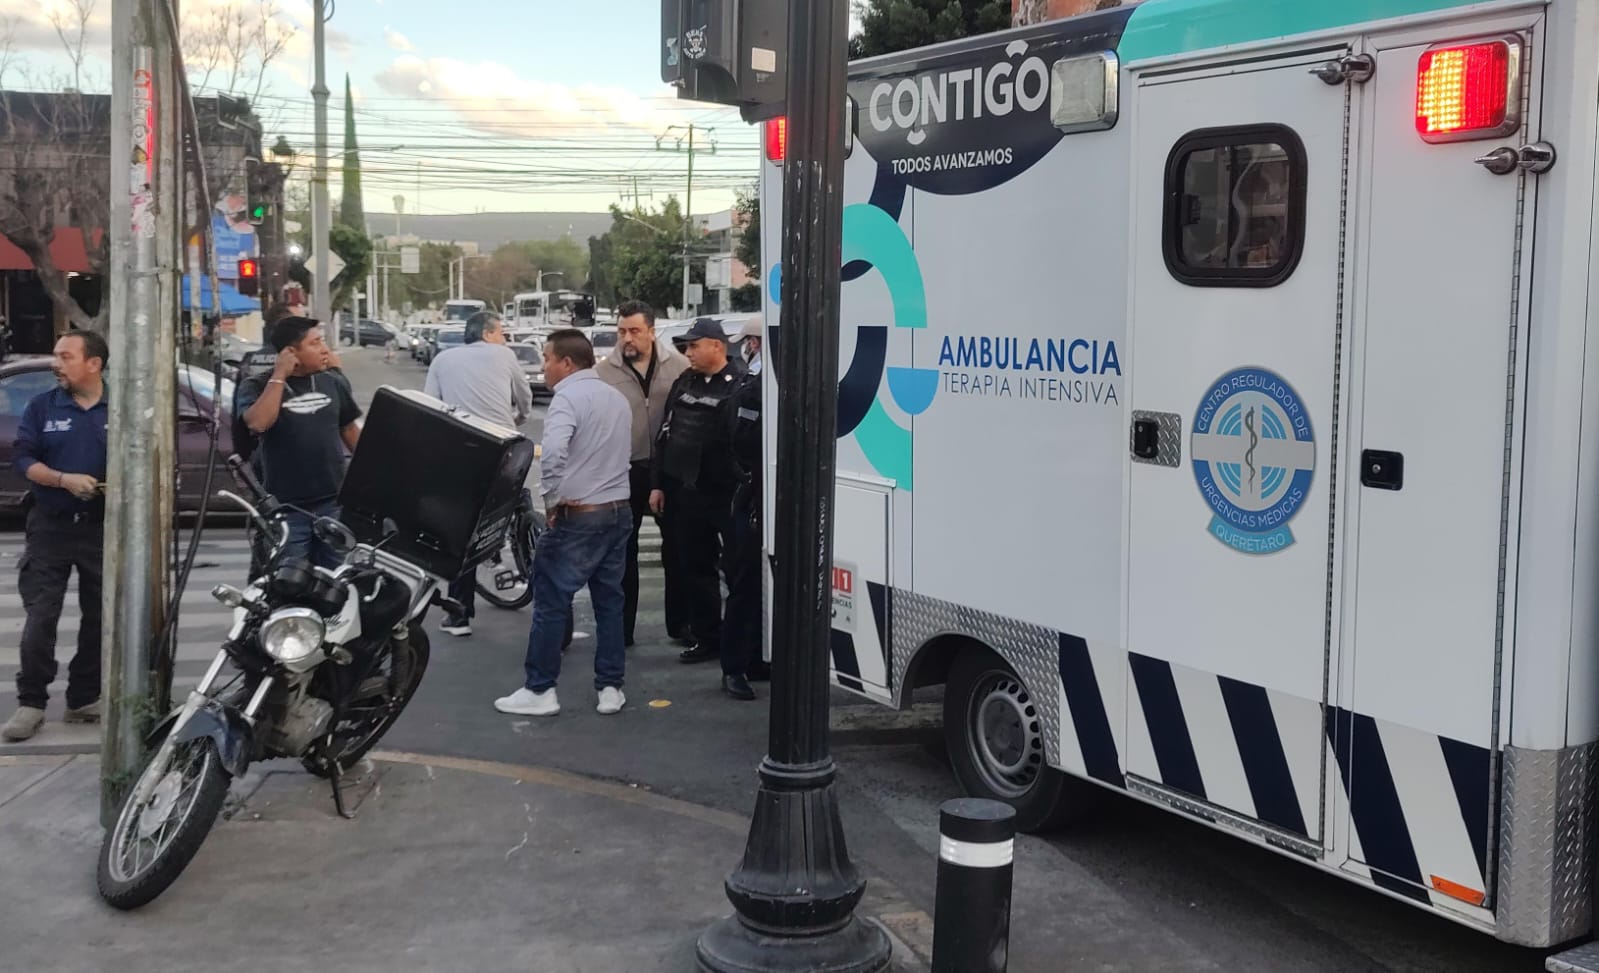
0, 750, 931, 973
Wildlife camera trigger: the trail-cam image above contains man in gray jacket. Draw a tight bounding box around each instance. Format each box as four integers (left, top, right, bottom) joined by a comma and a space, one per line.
595, 301, 690, 647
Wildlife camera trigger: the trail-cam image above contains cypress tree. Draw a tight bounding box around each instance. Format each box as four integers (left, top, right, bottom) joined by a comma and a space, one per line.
336, 74, 365, 231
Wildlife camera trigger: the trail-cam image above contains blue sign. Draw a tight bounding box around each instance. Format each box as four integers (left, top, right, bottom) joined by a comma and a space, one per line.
1190, 367, 1316, 555
211, 210, 256, 280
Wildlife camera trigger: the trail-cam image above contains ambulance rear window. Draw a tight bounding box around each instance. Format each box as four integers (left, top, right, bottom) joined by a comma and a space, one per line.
1163, 124, 1306, 287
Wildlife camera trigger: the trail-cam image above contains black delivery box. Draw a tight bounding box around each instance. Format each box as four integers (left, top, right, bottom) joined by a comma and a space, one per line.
338, 386, 537, 580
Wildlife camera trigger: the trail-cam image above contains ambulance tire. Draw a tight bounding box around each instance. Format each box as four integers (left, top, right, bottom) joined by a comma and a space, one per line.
945, 647, 1083, 833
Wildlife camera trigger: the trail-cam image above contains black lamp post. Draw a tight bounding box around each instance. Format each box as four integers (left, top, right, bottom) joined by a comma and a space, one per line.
694, 0, 891, 970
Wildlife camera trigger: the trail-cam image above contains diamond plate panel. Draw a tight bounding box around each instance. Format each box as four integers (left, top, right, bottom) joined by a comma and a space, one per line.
1548, 941, 1599, 973
1498, 742, 1599, 947
1131, 410, 1182, 467
891, 589, 1064, 765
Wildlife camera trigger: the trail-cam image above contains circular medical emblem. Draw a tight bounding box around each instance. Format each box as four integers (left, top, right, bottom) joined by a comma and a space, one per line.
1190, 366, 1316, 555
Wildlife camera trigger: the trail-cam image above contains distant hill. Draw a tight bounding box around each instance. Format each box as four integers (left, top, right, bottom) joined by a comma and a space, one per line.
367, 212, 613, 250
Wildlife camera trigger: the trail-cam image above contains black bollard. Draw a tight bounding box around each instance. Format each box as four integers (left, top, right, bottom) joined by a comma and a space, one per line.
933, 798, 1017, 973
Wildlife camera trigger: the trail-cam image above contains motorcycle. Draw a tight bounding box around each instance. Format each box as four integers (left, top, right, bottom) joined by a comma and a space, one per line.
97, 456, 450, 910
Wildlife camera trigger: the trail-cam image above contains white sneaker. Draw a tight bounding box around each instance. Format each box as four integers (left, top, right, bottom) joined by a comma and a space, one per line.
495, 687, 559, 717
596, 687, 626, 715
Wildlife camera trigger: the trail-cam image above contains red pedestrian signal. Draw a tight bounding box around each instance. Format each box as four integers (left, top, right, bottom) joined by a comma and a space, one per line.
237, 258, 259, 297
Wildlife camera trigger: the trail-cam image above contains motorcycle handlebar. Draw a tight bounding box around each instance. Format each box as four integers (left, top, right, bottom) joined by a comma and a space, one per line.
225, 454, 270, 505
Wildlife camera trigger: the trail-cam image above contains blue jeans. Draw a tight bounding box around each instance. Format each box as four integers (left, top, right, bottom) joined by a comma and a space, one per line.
523, 504, 631, 693
281, 499, 343, 570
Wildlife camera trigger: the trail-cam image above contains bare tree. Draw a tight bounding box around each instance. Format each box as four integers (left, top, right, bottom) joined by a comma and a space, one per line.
181, 0, 293, 120
46, 0, 97, 92
0, 89, 112, 330
0, 0, 112, 330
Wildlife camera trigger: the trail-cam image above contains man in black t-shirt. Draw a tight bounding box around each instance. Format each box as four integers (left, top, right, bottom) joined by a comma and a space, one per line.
236, 316, 362, 568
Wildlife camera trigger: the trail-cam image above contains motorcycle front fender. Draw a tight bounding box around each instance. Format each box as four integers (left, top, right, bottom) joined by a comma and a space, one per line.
161, 698, 255, 779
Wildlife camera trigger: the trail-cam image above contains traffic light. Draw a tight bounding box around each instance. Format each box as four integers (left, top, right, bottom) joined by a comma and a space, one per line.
244, 156, 267, 226
661, 0, 786, 121
237, 258, 259, 297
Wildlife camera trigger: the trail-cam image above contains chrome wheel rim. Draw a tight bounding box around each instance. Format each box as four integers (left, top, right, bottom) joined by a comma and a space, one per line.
965, 672, 1044, 799
106, 739, 214, 884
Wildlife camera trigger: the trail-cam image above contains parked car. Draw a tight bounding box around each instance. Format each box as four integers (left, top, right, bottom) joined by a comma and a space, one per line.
338, 318, 392, 348
0, 358, 236, 515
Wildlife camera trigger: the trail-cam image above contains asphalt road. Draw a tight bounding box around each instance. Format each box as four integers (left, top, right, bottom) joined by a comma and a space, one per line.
3, 345, 1553, 970
347, 348, 1544, 972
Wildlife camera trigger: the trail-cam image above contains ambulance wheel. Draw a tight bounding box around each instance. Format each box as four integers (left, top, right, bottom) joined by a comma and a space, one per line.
945, 647, 1081, 833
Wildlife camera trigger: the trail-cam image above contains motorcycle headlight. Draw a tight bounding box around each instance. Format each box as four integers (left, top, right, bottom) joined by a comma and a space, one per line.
260, 607, 326, 670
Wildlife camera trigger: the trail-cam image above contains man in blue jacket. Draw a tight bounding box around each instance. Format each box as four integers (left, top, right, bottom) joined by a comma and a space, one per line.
4, 330, 110, 742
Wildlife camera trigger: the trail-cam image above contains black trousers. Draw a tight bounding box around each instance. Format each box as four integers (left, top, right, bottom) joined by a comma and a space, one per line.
17, 505, 104, 710
447, 572, 476, 620
665, 483, 733, 659
720, 479, 762, 678
624, 462, 690, 643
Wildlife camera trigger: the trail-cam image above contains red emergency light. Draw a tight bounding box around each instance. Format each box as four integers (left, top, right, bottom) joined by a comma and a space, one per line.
765, 116, 787, 164
1415, 38, 1521, 142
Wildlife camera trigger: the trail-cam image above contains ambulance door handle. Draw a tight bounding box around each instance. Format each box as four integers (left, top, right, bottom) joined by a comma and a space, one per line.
1132, 419, 1160, 459
1360, 449, 1404, 491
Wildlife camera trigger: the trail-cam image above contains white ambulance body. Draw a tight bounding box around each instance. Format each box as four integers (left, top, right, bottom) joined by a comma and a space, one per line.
757, 0, 1599, 953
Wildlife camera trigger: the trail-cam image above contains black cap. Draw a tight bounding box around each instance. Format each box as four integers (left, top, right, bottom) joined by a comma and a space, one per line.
683, 317, 727, 343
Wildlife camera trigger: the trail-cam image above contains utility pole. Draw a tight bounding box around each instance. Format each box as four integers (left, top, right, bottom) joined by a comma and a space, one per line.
105, 0, 179, 823
657, 123, 713, 315
310, 0, 331, 322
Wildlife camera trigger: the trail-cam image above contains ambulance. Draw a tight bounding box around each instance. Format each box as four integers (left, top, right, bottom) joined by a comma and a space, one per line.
756, 0, 1599, 956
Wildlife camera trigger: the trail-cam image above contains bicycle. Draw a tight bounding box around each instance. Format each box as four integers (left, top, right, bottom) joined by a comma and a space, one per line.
475, 487, 539, 609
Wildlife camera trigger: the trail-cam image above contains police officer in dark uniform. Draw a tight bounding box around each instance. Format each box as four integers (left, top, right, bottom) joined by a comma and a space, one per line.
721, 322, 768, 696
4, 330, 110, 742
648, 318, 752, 698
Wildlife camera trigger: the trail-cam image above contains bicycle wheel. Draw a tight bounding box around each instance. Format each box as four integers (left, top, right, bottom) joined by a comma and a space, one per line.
475, 512, 535, 609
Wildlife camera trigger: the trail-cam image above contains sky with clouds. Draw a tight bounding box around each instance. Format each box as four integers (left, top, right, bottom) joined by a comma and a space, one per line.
2, 0, 774, 217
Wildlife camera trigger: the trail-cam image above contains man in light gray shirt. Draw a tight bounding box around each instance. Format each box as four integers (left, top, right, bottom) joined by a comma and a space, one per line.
424, 310, 534, 636
494, 329, 635, 719
423, 310, 533, 432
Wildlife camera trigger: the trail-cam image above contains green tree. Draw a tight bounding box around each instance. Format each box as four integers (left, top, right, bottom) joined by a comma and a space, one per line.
329, 223, 372, 314
587, 198, 704, 314
849, 0, 1012, 59
730, 283, 761, 312
390, 241, 462, 316
336, 74, 364, 231
734, 185, 761, 279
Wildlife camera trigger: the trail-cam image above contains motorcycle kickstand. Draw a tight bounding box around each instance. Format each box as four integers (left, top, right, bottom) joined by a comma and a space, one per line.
319, 733, 356, 820
328, 762, 354, 820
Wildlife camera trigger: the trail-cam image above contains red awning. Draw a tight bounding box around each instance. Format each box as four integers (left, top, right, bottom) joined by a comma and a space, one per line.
0, 228, 103, 273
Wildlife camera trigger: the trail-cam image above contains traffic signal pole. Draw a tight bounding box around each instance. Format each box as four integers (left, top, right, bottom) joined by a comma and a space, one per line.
695, 0, 892, 968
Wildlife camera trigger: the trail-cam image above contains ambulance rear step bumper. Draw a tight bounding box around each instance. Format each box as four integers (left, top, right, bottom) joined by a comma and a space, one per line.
1548, 942, 1599, 972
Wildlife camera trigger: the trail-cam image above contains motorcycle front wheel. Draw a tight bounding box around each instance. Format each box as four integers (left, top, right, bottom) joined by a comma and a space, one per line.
97, 736, 230, 910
